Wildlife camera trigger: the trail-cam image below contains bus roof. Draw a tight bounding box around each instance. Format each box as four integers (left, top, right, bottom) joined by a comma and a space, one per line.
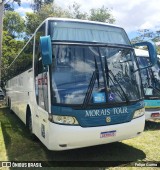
44, 17, 122, 29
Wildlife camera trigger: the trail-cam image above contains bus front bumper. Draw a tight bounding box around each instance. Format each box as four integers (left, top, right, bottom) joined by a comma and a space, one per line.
145, 108, 160, 120
47, 115, 145, 150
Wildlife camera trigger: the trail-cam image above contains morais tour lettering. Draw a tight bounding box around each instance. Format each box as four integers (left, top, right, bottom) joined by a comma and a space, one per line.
85, 107, 128, 117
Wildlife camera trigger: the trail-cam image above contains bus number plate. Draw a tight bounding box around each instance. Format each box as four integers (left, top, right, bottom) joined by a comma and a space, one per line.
100, 130, 116, 138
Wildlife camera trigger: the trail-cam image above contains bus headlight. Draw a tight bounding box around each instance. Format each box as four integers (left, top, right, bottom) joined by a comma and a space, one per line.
133, 108, 145, 119
49, 115, 79, 125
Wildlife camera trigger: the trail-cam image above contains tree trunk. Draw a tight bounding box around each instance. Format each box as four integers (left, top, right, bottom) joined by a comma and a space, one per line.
0, 2, 4, 86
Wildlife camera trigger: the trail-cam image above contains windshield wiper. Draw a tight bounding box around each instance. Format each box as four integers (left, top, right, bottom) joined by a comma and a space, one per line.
104, 57, 130, 103
94, 56, 100, 88
82, 56, 100, 109
109, 76, 127, 101
109, 70, 130, 103
104, 56, 110, 88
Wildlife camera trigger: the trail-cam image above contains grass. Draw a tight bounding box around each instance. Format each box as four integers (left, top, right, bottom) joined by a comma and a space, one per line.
0, 107, 160, 170
0, 108, 47, 161
0, 122, 8, 162
123, 120, 160, 161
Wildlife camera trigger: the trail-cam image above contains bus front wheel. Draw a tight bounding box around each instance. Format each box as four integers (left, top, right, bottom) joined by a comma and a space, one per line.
26, 111, 37, 140
28, 114, 32, 133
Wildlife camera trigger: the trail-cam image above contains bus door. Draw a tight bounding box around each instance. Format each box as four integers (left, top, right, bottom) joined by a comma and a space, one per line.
35, 56, 50, 141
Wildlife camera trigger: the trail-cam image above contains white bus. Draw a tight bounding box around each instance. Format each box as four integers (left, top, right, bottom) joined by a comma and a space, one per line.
5, 18, 157, 150
135, 48, 160, 120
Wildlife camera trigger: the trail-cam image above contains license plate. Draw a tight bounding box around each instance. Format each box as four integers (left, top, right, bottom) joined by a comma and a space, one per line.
100, 130, 116, 138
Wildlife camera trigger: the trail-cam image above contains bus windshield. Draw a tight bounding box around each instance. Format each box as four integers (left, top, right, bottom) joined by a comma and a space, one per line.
137, 57, 160, 98
51, 44, 142, 106
49, 21, 130, 45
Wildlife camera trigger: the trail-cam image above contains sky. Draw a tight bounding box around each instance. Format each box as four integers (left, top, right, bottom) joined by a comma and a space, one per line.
14, 0, 160, 39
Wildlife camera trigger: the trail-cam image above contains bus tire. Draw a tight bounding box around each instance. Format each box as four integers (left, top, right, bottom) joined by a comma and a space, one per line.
26, 108, 36, 140
8, 98, 13, 114
8, 98, 10, 108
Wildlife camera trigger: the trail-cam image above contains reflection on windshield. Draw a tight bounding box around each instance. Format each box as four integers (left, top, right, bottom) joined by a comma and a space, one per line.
138, 57, 160, 97
51, 45, 142, 105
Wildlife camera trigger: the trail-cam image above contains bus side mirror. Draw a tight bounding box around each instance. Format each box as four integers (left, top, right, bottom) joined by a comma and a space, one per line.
40, 36, 52, 66
133, 41, 157, 67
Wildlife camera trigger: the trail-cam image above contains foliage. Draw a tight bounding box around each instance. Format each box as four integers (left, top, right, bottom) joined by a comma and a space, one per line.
25, 3, 71, 36
3, 11, 25, 38
25, 12, 40, 37
156, 46, 160, 54
131, 29, 160, 54
2, 2, 116, 82
3, 0, 21, 11
4, 4, 14, 11
89, 6, 115, 23
2, 31, 24, 81
131, 29, 155, 43
68, 2, 88, 19
68, 3, 115, 23
31, 0, 53, 12
25, 3, 115, 37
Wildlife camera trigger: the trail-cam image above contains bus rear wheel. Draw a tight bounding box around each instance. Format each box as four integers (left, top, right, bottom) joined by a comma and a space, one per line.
8, 98, 11, 109
8, 98, 13, 114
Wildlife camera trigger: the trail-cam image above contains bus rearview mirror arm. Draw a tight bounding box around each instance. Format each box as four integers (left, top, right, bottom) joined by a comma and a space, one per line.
133, 41, 157, 68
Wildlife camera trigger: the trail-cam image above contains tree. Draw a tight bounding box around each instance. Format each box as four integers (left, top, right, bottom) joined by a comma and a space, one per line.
68, 2, 87, 20
130, 28, 160, 55
3, 11, 25, 38
25, 3, 71, 37
0, 0, 22, 85
89, 6, 115, 23
3, 0, 21, 11
25, 3, 116, 37
31, 0, 54, 12
1, 31, 24, 81
25, 12, 39, 37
